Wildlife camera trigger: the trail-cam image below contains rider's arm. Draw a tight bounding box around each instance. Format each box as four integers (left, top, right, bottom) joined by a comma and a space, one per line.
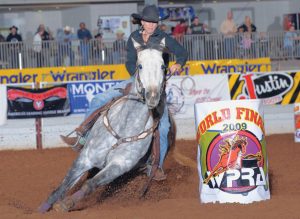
125, 36, 138, 76
165, 34, 188, 67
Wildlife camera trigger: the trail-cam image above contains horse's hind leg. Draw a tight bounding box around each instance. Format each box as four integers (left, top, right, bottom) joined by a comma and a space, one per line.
38, 158, 91, 213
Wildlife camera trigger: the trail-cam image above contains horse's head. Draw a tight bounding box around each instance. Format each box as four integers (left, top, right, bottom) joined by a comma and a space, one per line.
132, 38, 166, 109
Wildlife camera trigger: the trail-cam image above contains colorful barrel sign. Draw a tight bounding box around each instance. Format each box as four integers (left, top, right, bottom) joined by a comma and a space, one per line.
194, 99, 270, 203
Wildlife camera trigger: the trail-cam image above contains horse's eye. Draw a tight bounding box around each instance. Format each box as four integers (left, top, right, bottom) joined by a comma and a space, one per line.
138, 64, 142, 69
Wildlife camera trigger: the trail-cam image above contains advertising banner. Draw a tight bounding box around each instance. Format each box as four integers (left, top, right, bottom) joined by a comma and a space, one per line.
295, 103, 300, 142
229, 71, 300, 105
0, 58, 270, 84
0, 85, 7, 125
7, 84, 70, 118
68, 80, 122, 114
194, 99, 270, 203
166, 75, 230, 119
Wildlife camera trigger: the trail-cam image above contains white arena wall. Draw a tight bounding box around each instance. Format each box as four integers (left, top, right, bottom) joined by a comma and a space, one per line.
0, 104, 294, 150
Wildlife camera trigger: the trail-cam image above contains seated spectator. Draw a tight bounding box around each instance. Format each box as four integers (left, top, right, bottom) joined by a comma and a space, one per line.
112, 29, 126, 64
172, 19, 187, 42
238, 16, 257, 33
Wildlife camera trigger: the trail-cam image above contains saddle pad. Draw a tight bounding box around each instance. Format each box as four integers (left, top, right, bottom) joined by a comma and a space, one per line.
194, 99, 270, 204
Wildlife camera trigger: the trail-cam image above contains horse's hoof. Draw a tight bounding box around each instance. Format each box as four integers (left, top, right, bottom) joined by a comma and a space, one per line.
53, 198, 75, 212
38, 202, 51, 213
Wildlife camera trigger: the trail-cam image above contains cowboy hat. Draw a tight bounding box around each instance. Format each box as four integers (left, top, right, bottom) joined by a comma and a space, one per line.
134, 5, 161, 23
9, 25, 18, 31
63, 25, 72, 32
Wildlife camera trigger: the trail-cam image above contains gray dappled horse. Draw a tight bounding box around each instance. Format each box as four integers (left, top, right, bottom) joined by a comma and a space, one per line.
38, 38, 167, 213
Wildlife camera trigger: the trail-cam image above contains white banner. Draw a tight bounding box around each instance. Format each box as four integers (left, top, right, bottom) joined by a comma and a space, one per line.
295, 103, 300, 142
166, 75, 230, 119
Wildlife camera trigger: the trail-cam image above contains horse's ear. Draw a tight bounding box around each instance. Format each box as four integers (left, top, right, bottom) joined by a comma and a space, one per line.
132, 37, 141, 50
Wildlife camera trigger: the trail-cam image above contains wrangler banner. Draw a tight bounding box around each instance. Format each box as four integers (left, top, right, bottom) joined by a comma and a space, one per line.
194, 99, 270, 203
7, 84, 70, 118
229, 71, 300, 105
0, 58, 270, 84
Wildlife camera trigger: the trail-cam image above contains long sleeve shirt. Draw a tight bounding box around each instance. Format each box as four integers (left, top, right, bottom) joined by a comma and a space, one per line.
126, 28, 188, 76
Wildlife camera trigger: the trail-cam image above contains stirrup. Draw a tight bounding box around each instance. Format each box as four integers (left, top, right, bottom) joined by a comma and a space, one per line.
61, 130, 84, 151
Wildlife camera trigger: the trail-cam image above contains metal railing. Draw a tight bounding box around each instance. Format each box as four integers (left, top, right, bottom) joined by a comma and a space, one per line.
0, 31, 299, 69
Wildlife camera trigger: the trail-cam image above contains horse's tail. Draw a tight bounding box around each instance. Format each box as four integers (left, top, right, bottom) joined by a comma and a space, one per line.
168, 111, 197, 169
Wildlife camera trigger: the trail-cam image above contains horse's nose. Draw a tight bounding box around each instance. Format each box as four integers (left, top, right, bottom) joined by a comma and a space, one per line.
145, 91, 159, 108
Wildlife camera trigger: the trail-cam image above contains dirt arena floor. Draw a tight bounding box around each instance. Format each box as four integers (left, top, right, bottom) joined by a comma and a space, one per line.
0, 133, 299, 219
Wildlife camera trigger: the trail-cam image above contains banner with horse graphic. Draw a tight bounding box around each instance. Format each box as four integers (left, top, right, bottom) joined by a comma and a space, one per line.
194, 99, 270, 203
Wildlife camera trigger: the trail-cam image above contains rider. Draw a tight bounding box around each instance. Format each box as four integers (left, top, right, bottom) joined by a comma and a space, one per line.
61, 5, 188, 180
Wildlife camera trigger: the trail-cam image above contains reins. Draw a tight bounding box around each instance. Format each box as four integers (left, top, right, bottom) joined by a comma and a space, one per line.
102, 94, 160, 150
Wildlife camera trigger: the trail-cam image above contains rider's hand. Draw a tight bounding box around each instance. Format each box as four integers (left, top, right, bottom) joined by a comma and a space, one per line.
169, 63, 182, 74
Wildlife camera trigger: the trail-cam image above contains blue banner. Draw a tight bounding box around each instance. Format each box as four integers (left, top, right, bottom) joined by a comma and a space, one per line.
68, 80, 122, 114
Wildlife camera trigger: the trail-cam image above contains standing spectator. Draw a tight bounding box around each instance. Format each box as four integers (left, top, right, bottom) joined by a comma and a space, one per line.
36, 24, 54, 66
57, 26, 77, 66
220, 11, 237, 59
92, 33, 107, 64
38, 24, 53, 41
238, 16, 257, 33
172, 19, 187, 42
189, 16, 210, 60
6, 25, 22, 69
112, 29, 126, 64
283, 25, 300, 57
33, 28, 43, 67
77, 22, 92, 65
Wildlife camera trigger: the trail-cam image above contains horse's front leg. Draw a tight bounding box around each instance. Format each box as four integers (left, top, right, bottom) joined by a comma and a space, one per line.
38, 156, 92, 213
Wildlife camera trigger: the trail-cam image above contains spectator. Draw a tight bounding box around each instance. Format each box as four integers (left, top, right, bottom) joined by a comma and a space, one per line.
189, 16, 210, 59
33, 28, 44, 67
172, 19, 187, 42
238, 16, 257, 33
159, 23, 168, 33
38, 24, 53, 41
77, 22, 92, 65
112, 29, 126, 64
190, 16, 210, 35
6, 25, 22, 68
92, 33, 107, 64
57, 25, 77, 66
36, 24, 54, 66
220, 11, 237, 59
283, 25, 300, 57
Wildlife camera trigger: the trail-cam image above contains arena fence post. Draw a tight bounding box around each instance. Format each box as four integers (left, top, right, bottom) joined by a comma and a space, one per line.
35, 82, 43, 150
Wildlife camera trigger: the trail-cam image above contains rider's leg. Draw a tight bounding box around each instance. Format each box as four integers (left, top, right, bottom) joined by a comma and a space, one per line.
86, 78, 134, 118
153, 103, 170, 181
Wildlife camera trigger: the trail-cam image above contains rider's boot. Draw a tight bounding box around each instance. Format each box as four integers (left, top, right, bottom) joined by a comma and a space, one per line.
60, 134, 85, 152
153, 167, 167, 181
